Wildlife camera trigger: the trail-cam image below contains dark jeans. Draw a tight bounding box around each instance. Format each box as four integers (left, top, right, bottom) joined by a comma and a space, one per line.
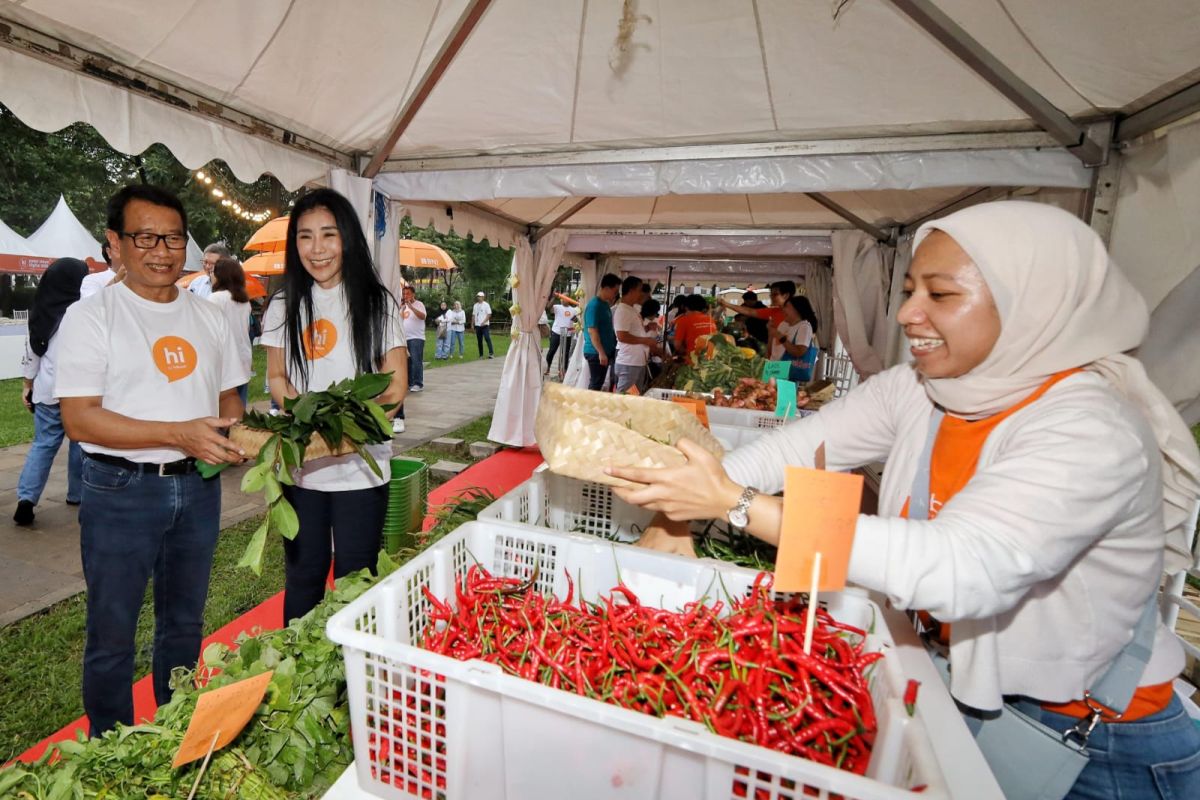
546, 331, 571, 373
281, 484, 386, 623
80, 457, 221, 735
475, 324, 493, 356
585, 352, 614, 391
406, 337, 425, 389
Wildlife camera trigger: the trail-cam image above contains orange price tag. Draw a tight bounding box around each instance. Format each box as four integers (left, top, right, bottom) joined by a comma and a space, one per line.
626, 383, 641, 396
671, 396, 710, 428
774, 467, 862, 592
173, 671, 274, 768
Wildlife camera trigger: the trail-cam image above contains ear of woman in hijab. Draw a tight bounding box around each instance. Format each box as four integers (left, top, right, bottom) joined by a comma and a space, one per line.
913, 200, 1200, 572
29, 257, 90, 357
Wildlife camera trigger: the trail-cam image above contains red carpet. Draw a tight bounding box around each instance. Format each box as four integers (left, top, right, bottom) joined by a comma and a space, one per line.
16, 447, 542, 764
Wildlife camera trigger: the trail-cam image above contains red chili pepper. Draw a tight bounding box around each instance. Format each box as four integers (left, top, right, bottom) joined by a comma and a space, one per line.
904, 679, 921, 716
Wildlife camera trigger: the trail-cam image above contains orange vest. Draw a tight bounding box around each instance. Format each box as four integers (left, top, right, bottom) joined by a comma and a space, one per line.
905, 369, 1170, 721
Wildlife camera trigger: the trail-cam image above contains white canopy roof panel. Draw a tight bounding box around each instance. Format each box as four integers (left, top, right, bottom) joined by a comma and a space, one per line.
24, 195, 102, 261
0, 217, 37, 256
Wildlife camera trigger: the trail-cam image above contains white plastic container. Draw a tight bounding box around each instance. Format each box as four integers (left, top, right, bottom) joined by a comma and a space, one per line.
327, 520, 951, 800
646, 387, 814, 430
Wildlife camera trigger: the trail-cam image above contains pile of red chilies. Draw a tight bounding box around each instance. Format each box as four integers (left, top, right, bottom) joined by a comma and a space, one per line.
419, 567, 882, 773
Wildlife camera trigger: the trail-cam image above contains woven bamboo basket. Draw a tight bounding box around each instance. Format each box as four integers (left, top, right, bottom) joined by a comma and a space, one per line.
535, 382, 725, 488
227, 423, 359, 462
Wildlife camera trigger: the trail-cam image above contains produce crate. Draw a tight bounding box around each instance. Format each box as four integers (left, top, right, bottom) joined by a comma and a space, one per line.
646, 388, 814, 430
327, 520, 950, 800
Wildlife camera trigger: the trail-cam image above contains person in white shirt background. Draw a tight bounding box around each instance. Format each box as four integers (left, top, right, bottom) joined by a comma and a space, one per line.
446, 300, 467, 358
262, 188, 407, 622
610, 201, 1200, 797
13, 257, 89, 526
545, 297, 577, 378
775, 295, 820, 384
56, 184, 248, 735
433, 301, 451, 359
78, 241, 123, 299
472, 291, 494, 358
611, 275, 661, 393
187, 243, 228, 298
392, 284, 426, 433
207, 256, 254, 407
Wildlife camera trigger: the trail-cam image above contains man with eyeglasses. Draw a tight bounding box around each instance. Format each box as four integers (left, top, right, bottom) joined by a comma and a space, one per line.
54, 184, 249, 736
188, 242, 229, 298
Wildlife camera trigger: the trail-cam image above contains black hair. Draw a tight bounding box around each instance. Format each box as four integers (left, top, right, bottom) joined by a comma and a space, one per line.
787, 295, 819, 333
671, 295, 689, 311
685, 294, 709, 312
642, 282, 652, 295
212, 256, 250, 304
101, 240, 112, 266
770, 280, 796, 299
277, 188, 396, 388
106, 184, 188, 234
742, 290, 757, 303
640, 298, 661, 319
620, 275, 642, 296
599, 273, 622, 290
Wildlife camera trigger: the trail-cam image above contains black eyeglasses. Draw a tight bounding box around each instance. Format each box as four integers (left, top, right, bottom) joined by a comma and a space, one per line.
120, 232, 188, 250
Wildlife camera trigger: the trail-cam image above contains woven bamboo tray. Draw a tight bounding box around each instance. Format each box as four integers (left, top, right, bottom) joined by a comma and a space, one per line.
227, 423, 359, 462
535, 382, 724, 488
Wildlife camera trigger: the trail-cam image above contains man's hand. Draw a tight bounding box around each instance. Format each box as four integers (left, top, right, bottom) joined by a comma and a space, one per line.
172, 417, 246, 464
21, 380, 33, 413
599, 352, 609, 366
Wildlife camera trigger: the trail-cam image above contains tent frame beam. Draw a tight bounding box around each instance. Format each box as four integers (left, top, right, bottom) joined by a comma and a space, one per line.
1116, 79, 1200, 142
530, 197, 595, 243
381, 130, 1060, 172
806, 193, 894, 244
361, 0, 495, 178
0, 16, 351, 169
887, 0, 1105, 166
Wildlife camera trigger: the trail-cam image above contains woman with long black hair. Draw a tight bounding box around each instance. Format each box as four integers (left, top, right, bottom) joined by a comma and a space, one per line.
207, 256, 253, 407
777, 295, 820, 383
14, 257, 89, 525
261, 188, 408, 622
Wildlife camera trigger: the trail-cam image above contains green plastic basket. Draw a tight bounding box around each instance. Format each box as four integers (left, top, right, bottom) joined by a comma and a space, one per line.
382, 456, 429, 553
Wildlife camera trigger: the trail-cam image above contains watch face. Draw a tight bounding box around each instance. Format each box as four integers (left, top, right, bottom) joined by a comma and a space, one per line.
728, 508, 749, 528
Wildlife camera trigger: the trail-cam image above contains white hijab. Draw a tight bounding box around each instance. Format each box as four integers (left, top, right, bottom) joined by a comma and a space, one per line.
914, 201, 1200, 572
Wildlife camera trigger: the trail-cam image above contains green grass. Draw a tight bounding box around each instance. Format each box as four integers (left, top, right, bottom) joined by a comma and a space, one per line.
0, 515, 287, 762
420, 329, 518, 369
0, 378, 34, 447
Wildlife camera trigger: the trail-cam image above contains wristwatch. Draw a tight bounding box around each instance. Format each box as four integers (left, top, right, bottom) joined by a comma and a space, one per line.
726, 486, 758, 528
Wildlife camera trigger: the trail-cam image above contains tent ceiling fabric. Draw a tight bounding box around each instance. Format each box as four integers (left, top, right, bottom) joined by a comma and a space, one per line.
1, 1, 1197, 186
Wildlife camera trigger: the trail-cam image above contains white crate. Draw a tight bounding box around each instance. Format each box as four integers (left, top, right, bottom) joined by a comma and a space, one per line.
327, 520, 951, 800
646, 388, 814, 430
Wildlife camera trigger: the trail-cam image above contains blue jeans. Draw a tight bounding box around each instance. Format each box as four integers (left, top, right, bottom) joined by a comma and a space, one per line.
79, 458, 221, 735
435, 334, 450, 359
449, 330, 465, 356
475, 324, 493, 357
17, 403, 82, 504
1011, 696, 1200, 799
236, 383, 249, 408
406, 337, 425, 389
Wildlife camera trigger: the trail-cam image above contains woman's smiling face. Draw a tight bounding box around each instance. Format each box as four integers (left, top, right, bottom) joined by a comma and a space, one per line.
897, 230, 1002, 379
295, 206, 343, 288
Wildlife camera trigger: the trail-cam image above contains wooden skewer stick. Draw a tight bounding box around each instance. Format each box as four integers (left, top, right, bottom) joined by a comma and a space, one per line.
186, 731, 221, 800
803, 552, 822, 655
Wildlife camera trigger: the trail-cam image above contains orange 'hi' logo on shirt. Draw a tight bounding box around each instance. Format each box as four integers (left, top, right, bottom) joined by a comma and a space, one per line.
152, 336, 197, 382
303, 319, 338, 360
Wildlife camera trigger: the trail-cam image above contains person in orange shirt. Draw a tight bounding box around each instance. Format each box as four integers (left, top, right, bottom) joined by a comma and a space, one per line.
611, 202, 1200, 799
720, 281, 794, 359
672, 294, 718, 357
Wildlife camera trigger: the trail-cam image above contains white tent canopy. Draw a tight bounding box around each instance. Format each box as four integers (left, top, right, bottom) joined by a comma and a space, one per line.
0, 217, 37, 256
24, 195, 102, 261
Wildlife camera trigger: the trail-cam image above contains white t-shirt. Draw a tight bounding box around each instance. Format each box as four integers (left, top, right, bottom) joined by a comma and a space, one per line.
399, 299, 426, 341
79, 268, 115, 300
446, 308, 466, 332
188, 273, 213, 298
551, 304, 576, 334
778, 320, 813, 365
22, 334, 64, 406
208, 290, 253, 378
473, 301, 491, 327
612, 302, 649, 367
261, 284, 405, 491
55, 283, 249, 463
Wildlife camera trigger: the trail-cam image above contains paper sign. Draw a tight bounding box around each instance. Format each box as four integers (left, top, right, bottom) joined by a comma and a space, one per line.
774, 378, 798, 418
626, 383, 641, 396
173, 671, 274, 767
761, 361, 790, 383
671, 396, 710, 428
774, 467, 863, 592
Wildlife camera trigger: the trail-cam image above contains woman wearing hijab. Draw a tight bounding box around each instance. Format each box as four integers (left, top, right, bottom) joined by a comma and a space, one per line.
609, 202, 1200, 798
15, 257, 90, 525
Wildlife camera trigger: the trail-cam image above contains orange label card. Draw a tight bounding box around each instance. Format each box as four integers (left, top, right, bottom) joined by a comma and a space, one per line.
302, 319, 338, 360
774, 467, 862, 592
173, 671, 274, 768
671, 396, 710, 428
152, 336, 197, 383
626, 384, 641, 396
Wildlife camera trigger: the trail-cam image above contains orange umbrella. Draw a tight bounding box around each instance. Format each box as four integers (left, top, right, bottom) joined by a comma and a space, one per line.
244, 216, 289, 253
177, 271, 204, 288
242, 251, 285, 276
399, 239, 456, 270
